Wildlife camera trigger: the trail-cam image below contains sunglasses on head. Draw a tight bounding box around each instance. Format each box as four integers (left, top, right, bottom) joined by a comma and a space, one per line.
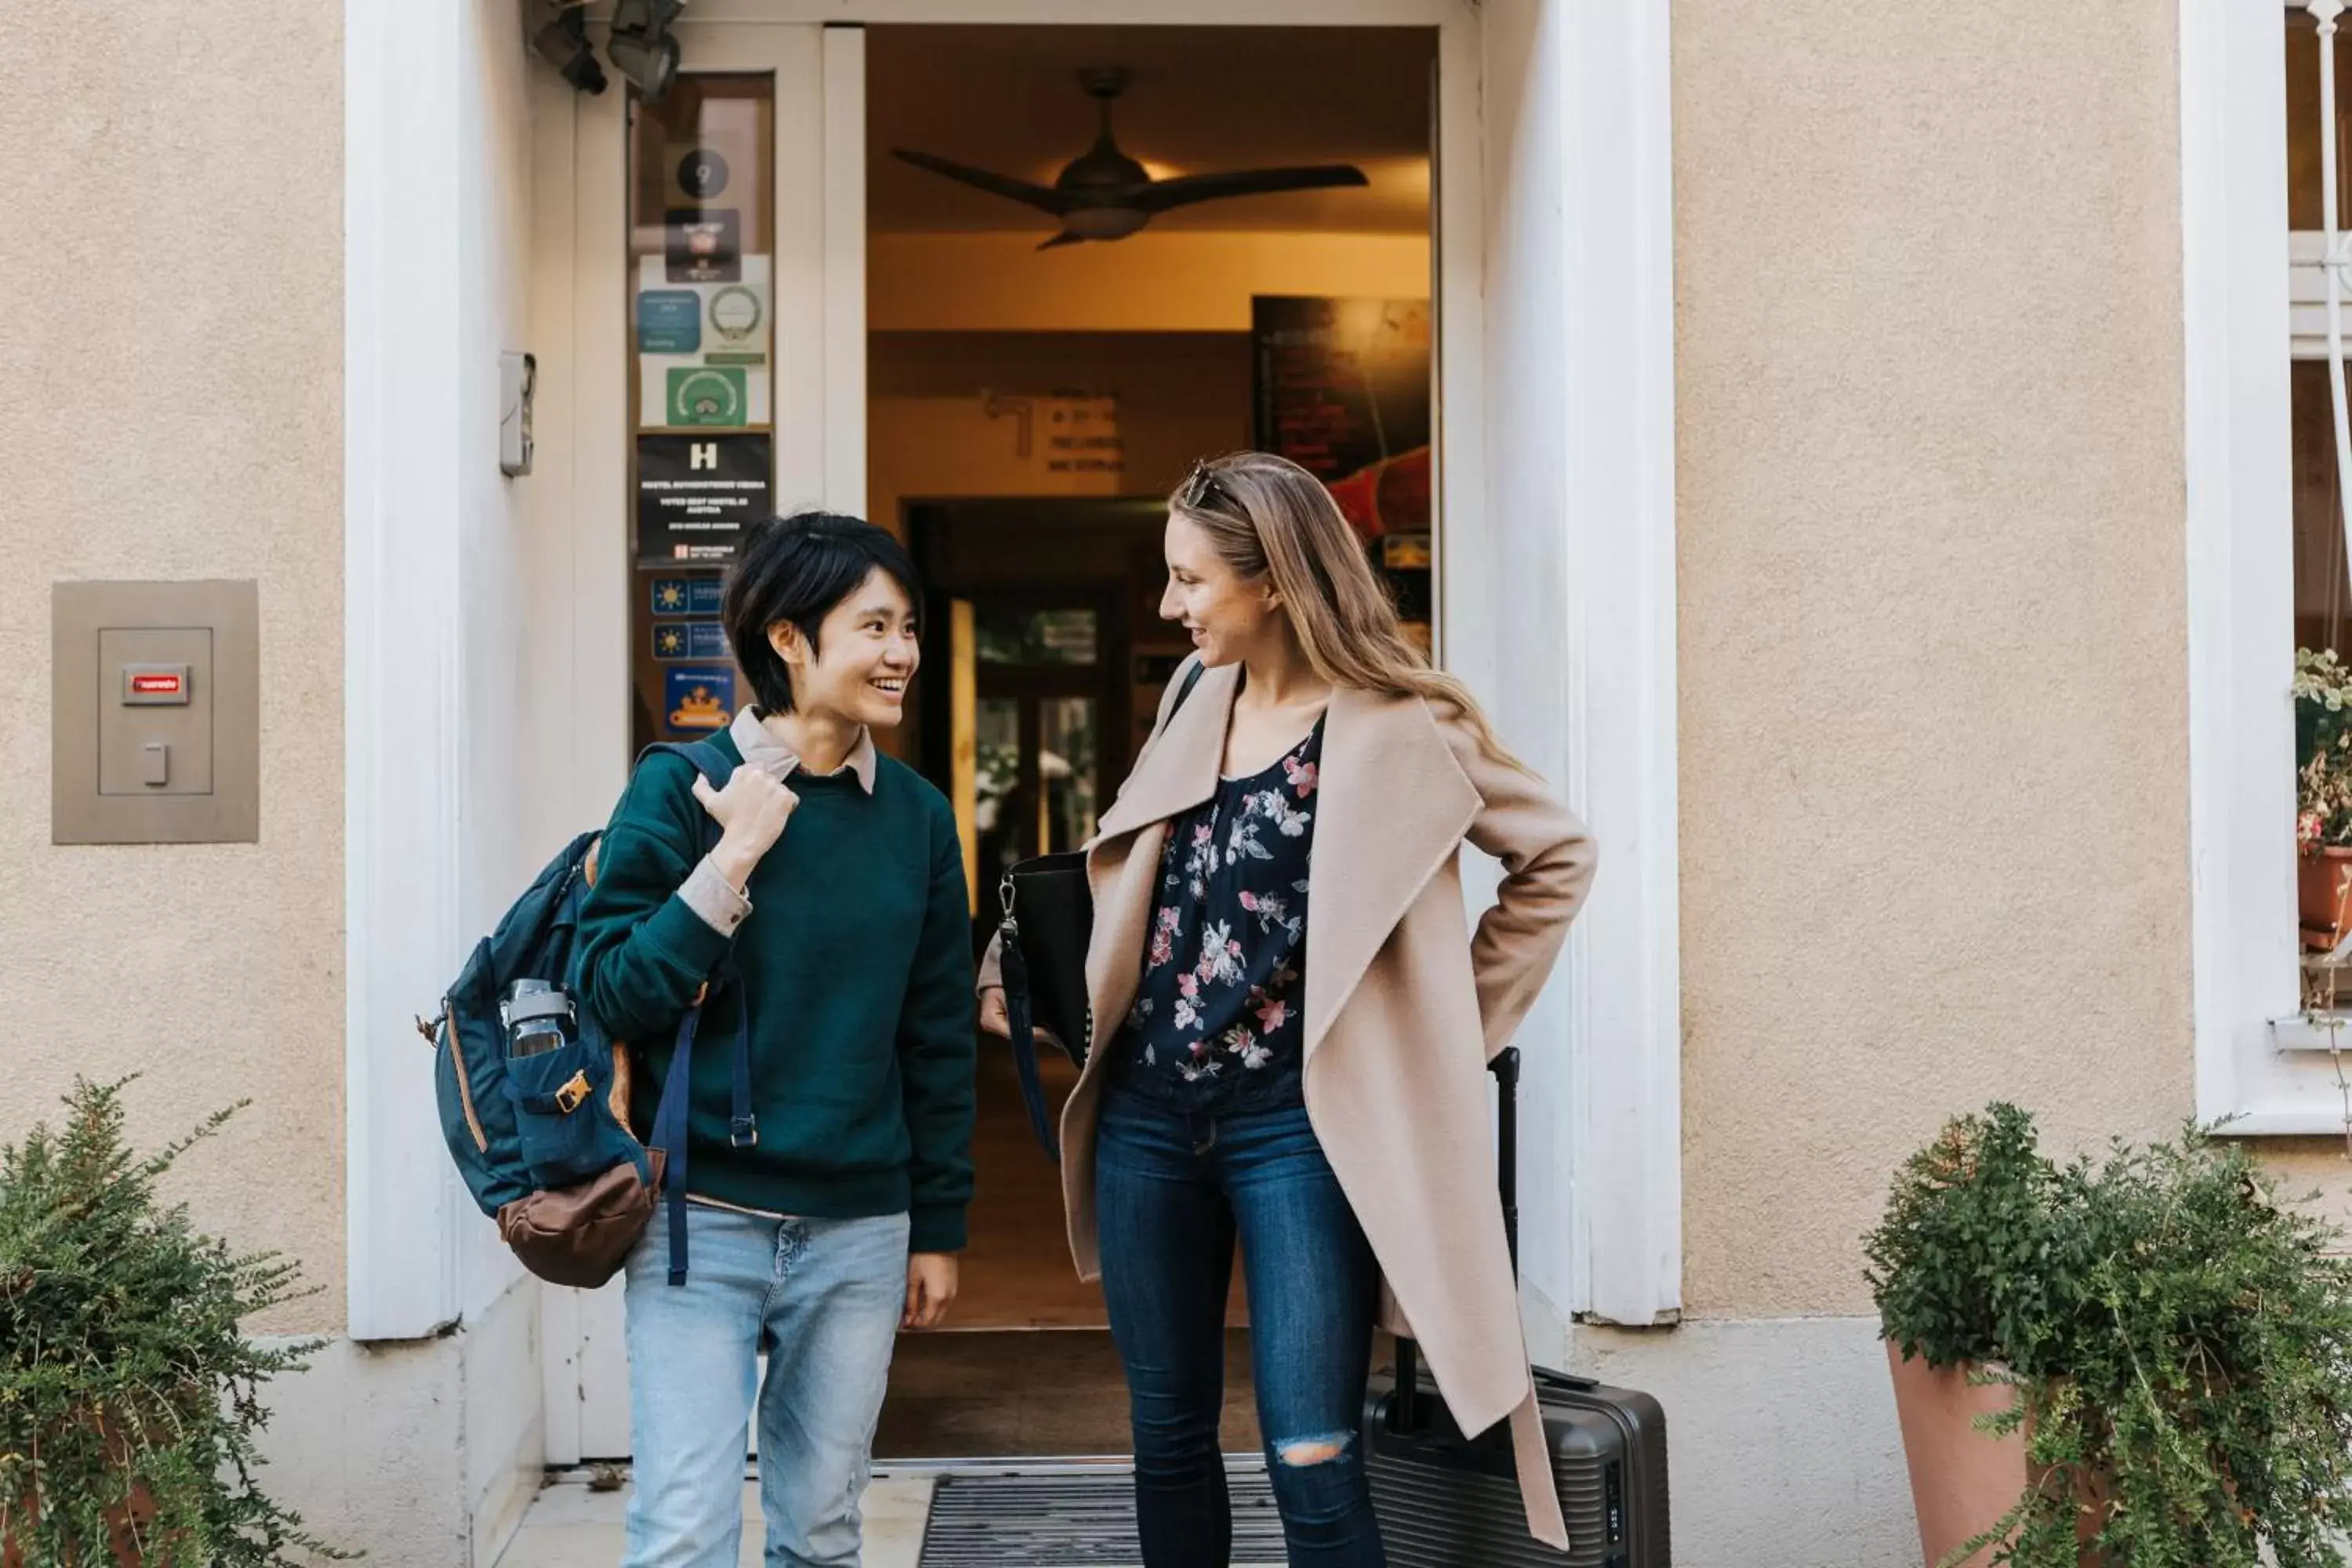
1180, 460, 1233, 512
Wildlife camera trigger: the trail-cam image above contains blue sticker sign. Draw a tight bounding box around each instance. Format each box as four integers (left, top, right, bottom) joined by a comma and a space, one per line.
653, 621, 728, 662
664, 667, 735, 734
637, 289, 702, 354
651, 577, 724, 618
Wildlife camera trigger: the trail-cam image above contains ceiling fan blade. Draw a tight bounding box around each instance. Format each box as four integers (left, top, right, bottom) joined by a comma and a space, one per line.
891, 148, 1074, 216
1036, 231, 1087, 250
1131, 165, 1370, 214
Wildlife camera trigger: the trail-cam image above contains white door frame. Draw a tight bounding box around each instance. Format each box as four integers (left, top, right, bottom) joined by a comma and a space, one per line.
528, 18, 870, 1461
344, 0, 1681, 1365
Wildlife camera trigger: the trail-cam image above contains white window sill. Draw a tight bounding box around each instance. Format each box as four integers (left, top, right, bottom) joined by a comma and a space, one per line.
2207, 1105, 2352, 1137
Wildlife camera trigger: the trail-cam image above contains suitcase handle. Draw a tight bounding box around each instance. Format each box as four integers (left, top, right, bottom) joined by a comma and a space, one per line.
1533, 1363, 1600, 1395
1392, 1047, 1520, 1432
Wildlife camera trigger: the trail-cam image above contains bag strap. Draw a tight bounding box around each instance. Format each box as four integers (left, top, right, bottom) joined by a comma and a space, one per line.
1004, 660, 1211, 1162
1170, 655, 1207, 716
638, 738, 737, 796
646, 739, 757, 1146
1000, 926, 1053, 1161
633, 737, 755, 1286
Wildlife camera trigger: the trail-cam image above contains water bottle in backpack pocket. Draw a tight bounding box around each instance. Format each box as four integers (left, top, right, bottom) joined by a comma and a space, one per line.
499, 978, 621, 1189
427, 740, 739, 1290
429, 831, 661, 1289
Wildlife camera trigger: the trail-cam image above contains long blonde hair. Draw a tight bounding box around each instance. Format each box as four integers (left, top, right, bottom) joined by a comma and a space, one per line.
1170, 450, 1534, 775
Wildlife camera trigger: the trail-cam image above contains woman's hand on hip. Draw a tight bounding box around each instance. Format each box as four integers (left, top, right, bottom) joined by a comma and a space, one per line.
978, 985, 1011, 1038
903, 1252, 958, 1330
693, 768, 798, 887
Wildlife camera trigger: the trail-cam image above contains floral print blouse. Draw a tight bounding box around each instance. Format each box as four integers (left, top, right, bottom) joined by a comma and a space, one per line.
1109, 718, 1325, 1111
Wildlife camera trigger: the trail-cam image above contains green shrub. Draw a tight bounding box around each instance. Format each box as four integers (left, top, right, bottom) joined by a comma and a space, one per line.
0, 1077, 350, 1565
1867, 1103, 2352, 1567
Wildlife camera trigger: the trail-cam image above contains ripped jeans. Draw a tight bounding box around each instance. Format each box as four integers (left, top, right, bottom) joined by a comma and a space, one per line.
1094, 1086, 1386, 1568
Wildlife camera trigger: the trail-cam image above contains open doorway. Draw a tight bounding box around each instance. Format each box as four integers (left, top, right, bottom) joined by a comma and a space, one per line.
863, 21, 1438, 1459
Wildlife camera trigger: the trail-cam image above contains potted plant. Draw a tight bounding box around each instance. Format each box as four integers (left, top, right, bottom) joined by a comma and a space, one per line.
0, 1078, 350, 1566
1868, 1102, 2352, 1568
1865, 1105, 2046, 1568
2294, 648, 2352, 949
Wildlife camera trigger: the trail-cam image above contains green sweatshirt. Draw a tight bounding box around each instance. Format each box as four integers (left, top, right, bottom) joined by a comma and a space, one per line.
572, 731, 977, 1252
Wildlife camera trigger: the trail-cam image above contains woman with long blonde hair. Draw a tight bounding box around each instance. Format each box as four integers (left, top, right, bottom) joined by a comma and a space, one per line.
982, 450, 1596, 1564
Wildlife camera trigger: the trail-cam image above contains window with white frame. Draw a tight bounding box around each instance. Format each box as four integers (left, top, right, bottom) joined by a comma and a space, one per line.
2182, 2, 2352, 1138
2284, 7, 2352, 1108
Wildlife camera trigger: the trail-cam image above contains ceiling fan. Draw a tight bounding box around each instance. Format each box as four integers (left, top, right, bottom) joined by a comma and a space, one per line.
891, 67, 1370, 249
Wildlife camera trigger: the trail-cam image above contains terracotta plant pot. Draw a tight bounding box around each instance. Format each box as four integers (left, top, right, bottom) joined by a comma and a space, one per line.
2300, 845, 2352, 951
2, 1484, 156, 1567
2023, 1457, 2115, 1568
1885, 1341, 2028, 1568
1, 1409, 161, 1567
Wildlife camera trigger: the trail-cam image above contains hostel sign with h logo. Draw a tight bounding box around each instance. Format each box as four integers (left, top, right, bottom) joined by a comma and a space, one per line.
636, 434, 771, 568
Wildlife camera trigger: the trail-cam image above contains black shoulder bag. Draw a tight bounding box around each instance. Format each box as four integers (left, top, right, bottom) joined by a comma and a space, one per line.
996, 659, 1206, 1160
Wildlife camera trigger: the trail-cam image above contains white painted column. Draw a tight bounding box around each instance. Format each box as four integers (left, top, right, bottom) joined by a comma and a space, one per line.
344, 0, 466, 1340
1555, 0, 1682, 1330
1471, 0, 1682, 1331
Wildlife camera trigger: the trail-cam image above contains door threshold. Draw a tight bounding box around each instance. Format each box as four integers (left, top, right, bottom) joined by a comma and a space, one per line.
873, 1454, 1270, 1479
546, 1454, 1271, 1486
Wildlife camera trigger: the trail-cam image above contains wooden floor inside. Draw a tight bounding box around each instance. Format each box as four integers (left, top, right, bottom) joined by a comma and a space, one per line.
952, 1040, 1105, 1328
950, 1034, 1247, 1331
877, 1036, 1265, 1457
877, 1327, 1266, 1458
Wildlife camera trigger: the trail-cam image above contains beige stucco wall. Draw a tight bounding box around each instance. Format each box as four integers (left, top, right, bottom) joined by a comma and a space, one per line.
0, 5, 343, 1332
1671, 0, 2202, 1316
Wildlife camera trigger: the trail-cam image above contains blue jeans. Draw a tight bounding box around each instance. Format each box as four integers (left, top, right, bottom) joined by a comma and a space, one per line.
1094, 1087, 1387, 1568
622, 1203, 911, 1567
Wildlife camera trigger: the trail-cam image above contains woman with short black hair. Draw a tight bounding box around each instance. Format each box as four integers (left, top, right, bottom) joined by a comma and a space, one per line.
577, 511, 977, 1568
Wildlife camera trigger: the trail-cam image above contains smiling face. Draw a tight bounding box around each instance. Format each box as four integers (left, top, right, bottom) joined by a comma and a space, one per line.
769, 565, 920, 729
1160, 510, 1282, 668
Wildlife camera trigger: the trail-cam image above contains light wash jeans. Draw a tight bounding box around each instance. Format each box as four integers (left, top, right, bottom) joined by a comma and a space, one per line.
622, 1203, 911, 1568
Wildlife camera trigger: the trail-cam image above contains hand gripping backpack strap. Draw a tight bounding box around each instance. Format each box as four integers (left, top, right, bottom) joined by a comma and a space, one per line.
637, 738, 759, 1287
669, 739, 758, 1152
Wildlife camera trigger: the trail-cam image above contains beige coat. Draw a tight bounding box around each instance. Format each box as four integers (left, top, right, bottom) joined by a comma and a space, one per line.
985, 659, 1597, 1548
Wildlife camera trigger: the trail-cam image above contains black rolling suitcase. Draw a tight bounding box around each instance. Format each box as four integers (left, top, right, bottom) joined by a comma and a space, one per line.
1364, 1048, 1671, 1566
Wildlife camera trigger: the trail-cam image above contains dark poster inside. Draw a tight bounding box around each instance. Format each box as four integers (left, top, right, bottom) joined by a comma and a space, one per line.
1251, 296, 1434, 651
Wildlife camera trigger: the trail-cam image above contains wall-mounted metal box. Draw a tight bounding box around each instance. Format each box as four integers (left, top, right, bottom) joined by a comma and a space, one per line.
53, 581, 260, 844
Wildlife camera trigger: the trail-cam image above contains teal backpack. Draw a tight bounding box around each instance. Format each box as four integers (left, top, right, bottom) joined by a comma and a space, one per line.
426, 740, 750, 1288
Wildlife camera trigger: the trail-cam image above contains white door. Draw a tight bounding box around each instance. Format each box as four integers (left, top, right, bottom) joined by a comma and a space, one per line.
532, 17, 866, 1465
523, 0, 1682, 1461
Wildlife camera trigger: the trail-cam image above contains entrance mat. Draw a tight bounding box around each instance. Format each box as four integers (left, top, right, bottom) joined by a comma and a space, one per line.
916, 1467, 1283, 1566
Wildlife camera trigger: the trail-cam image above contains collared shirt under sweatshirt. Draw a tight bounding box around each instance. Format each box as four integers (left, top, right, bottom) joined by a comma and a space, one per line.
573, 707, 977, 1252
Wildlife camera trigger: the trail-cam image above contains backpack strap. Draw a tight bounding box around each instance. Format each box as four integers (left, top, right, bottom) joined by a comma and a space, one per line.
644, 739, 757, 1145
631, 736, 759, 1287
638, 738, 738, 802
646, 1004, 708, 1286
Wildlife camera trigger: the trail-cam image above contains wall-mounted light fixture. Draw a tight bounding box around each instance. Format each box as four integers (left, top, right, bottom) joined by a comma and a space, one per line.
606, 0, 687, 103
527, 1, 606, 95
